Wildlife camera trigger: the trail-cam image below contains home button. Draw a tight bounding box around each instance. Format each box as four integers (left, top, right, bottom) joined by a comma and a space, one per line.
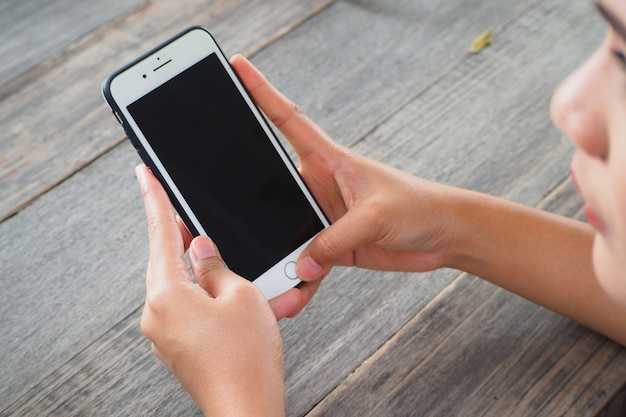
284, 261, 298, 280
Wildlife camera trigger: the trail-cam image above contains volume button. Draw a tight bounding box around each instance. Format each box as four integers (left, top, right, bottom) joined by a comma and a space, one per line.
137, 148, 152, 166
113, 111, 123, 125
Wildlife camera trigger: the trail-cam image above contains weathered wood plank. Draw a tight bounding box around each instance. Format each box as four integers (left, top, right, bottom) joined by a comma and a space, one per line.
0, 0, 334, 223
351, 0, 598, 200
254, 0, 545, 147
0, 0, 146, 85
1, 0, 619, 416
0, 146, 147, 409
3, 308, 203, 417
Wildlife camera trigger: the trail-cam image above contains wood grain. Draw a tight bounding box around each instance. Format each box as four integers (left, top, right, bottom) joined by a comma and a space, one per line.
2, 0, 624, 416
0, 0, 145, 85
3, 307, 203, 416
253, 0, 545, 147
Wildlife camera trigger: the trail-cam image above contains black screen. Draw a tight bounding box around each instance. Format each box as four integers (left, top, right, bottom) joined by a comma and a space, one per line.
128, 53, 324, 279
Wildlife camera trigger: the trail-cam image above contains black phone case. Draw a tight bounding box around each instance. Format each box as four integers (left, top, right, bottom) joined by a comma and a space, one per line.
102, 26, 216, 238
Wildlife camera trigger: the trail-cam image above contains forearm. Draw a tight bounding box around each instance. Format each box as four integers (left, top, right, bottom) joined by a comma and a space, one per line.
446, 189, 626, 346
199, 387, 285, 417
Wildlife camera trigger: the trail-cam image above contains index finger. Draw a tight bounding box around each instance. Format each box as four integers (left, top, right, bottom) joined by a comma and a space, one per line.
230, 54, 335, 162
136, 165, 189, 283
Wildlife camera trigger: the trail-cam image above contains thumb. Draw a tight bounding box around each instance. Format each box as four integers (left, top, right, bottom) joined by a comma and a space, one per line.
297, 204, 376, 280
189, 236, 233, 297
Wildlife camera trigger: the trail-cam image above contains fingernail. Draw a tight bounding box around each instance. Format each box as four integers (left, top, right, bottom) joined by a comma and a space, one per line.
135, 165, 147, 192
191, 237, 217, 259
298, 255, 322, 279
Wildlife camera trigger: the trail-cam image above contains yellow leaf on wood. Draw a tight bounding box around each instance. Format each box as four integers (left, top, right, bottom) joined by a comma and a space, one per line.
469, 30, 493, 53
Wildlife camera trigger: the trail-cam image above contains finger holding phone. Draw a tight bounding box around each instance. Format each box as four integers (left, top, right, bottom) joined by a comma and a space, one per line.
231, 55, 458, 280
136, 164, 286, 417
234, 54, 625, 350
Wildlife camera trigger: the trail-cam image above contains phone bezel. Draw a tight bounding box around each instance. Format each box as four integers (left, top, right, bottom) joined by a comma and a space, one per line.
102, 26, 329, 299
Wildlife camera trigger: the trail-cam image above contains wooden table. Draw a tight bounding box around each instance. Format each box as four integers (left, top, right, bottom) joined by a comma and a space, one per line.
2, 0, 626, 415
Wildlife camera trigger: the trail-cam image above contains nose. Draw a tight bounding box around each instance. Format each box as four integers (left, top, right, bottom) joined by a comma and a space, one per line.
550, 46, 609, 160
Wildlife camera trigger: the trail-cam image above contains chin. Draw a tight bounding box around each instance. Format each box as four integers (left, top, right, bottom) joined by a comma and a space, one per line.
593, 236, 626, 307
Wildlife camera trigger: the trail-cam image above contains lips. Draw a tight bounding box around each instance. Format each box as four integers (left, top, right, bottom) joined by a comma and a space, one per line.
570, 165, 608, 233
584, 203, 608, 233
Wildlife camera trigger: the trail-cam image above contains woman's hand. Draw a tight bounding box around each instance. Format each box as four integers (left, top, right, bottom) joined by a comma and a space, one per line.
232, 55, 458, 282
136, 165, 285, 417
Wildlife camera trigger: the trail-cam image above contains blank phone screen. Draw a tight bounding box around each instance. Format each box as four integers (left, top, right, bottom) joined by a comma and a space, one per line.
128, 53, 325, 280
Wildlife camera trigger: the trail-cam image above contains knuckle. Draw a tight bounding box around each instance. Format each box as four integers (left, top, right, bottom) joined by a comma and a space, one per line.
289, 101, 307, 119
193, 257, 227, 282
146, 212, 165, 237
363, 198, 388, 221
360, 200, 389, 237
314, 230, 344, 261
139, 310, 154, 339
144, 282, 172, 318
225, 278, 263, 303
141, 281, 181, 342
273, 100, 307, 129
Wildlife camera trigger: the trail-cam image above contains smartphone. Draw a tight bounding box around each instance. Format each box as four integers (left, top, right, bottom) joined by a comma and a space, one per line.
102, 26, 329, 300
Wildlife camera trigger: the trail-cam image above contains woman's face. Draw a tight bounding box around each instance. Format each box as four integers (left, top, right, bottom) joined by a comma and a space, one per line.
551, 0, 626, 303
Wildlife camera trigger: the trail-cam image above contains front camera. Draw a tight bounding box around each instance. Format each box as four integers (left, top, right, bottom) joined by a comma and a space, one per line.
142, 74, 147, 79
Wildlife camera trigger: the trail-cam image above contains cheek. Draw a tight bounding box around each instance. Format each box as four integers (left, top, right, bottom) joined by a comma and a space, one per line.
592, 235, 626, 306
612, 159, 626, 258
609, 116, 626, 232
594, 156, 626, 305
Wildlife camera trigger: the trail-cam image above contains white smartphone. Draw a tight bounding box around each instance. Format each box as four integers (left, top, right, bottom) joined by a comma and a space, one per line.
102, 26, 329, 299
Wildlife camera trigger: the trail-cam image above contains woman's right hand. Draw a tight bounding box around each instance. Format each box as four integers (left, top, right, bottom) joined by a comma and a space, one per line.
137, 165, 286, 416
232, 55, 460, 284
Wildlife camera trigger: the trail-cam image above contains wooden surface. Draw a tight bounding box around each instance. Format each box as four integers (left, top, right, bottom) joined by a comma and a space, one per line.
2, 0, 625, 416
